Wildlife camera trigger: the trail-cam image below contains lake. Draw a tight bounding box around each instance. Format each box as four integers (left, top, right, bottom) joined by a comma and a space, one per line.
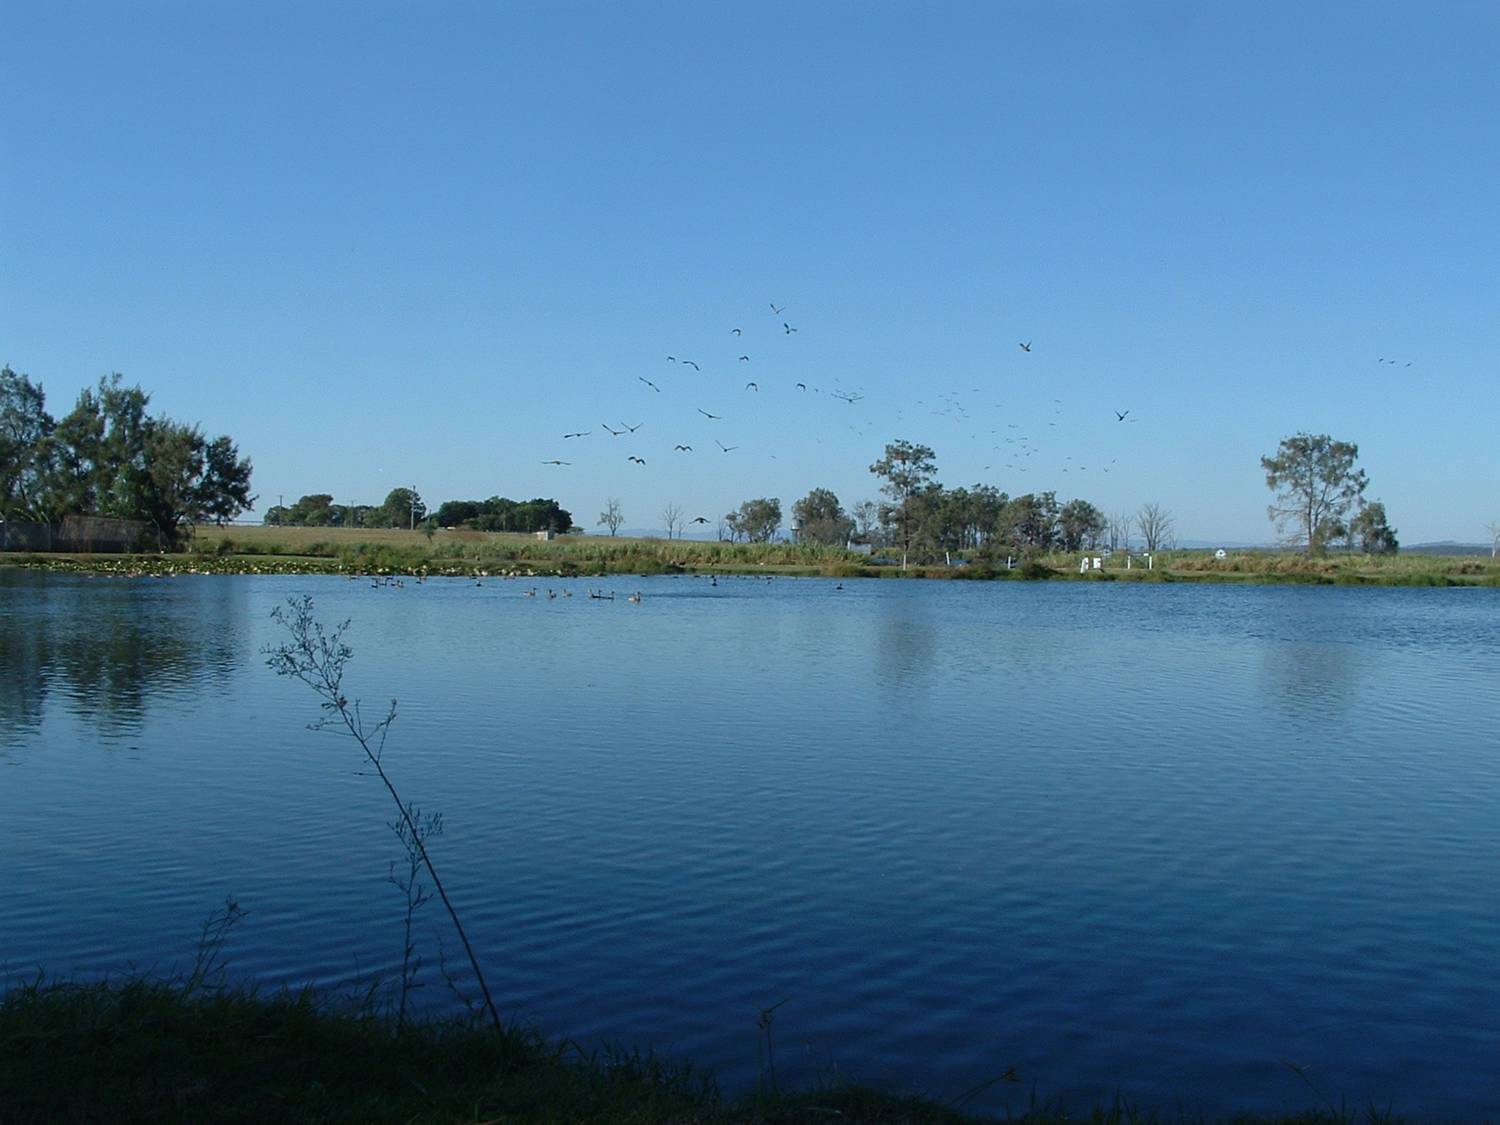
2, 569, 1497, 1117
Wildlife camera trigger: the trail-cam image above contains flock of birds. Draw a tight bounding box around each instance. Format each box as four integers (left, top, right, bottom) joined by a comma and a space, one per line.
532, 300, 1158, 504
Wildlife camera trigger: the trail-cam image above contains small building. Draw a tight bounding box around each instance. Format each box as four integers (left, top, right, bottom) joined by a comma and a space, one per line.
535, 529, 556, 541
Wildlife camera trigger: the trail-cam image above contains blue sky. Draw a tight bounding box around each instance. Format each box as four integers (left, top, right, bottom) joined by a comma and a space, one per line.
3, 2, 1496, 543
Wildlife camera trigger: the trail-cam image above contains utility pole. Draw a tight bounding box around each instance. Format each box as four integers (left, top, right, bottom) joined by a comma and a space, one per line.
410, 485, 417, 531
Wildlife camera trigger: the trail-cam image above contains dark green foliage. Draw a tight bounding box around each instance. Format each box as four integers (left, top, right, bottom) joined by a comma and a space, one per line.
1261, 433, 1368, 553
1058, 498, 1107, 552
1349, 501, 1399, 555
466, 496, 573, 534
999, 492, 1062, 552
792, 487, 854, 545
725, 497, 782, 543
0, 370, 253, 546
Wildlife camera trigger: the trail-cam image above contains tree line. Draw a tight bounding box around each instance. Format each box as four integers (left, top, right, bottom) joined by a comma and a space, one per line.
600, 441, 1173, 561
266, 490, 574, 535
1, 367, 254, 547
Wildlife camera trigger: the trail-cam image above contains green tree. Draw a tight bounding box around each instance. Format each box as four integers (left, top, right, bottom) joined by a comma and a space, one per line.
726, 497, 782, 543
997, 492, 1060, 552
1349, 501, 1399, 554
287, 494, 337, 526
792, 487, 854, 545
195, 435, 255, 526
42, 385, 107, 519
0, 365, 54, 521
869, 439, 938, 568
1058, 498, 1107, 552
9, 373, 253, 545
434, 500, 481, 527
375, 487, 425, 529
1261, 433, 1368, 554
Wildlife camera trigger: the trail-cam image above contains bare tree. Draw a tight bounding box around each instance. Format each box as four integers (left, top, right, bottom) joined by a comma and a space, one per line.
1487, 520, 1500, 560
661, 503, 683, 540
597, 498, 624, 537
1108, 510, 1133, 552
1136, 502, 1174, 553
851, 499, 881, 544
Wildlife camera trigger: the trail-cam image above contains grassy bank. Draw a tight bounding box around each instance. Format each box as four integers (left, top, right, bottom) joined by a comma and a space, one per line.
1, 524, 1496, 586
0, 975, 1404, 1124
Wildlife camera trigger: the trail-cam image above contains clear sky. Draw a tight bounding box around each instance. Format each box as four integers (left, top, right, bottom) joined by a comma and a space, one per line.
3, 2, 1496, 543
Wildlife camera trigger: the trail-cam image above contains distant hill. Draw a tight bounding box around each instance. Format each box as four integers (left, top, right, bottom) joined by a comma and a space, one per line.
1402, 542, 1493, 557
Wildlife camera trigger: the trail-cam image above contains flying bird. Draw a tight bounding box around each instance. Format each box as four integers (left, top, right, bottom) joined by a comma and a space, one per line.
1019, 341, 1032, 352
666, 356, 676, 362
732, 328, 742, 336
674, 444, 693, 451
770, 303, 785, 315
1115, 409, 1130, 421
796, 382, 807, 391
541, 459, 571, 465
562, 431, 591, 438
622, 421, 643, 432
627, 455, 646, 464
745, 382, 758, 391
638, 377, 660, 392
697, 408, 722, 419
601, 423, 624, 436
690, 516, 709, 524
715, 440, 739, 453
739, 355, 750, 362
682, 360, 701, 371
783, 322, 797, 334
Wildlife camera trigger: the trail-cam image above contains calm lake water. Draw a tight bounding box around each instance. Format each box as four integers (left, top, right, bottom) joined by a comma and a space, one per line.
3, 569, 1498, 1117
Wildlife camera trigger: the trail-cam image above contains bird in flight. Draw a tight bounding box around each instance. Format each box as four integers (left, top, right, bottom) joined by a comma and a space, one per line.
601, 423, 624, 436
622, 421, 643, 432
666, 356, 676, 363
1018, 341, 1032, 352
796, 382, 807, 391
770, 302, 786, 315
715, 440, 739, 453
739, 355, 751, 362
541, 459, 571, 466
638, 377, 660, 392
1115, 409, 1130, 421
674, 444, 693, 452
732, 328, 742, 336
745, 382, 758, 391
697, 408, 722, 419
690, 516, 709, 524
562, 431, 591, 439
682, 360, 701, 371
783, 322, 797, 334
627, 455, 646, 465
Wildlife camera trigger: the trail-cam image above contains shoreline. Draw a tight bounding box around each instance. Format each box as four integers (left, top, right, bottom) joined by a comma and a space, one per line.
4, 549, 1498, 587
0, 974, 1405, 1124
0, 524, 1495, 586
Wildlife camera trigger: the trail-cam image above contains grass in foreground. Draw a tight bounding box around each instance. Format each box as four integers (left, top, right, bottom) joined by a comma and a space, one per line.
0, 976, 1411, 1125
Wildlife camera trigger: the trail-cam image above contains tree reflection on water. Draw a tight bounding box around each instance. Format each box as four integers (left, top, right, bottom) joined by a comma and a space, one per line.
0, 569, 245, 748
